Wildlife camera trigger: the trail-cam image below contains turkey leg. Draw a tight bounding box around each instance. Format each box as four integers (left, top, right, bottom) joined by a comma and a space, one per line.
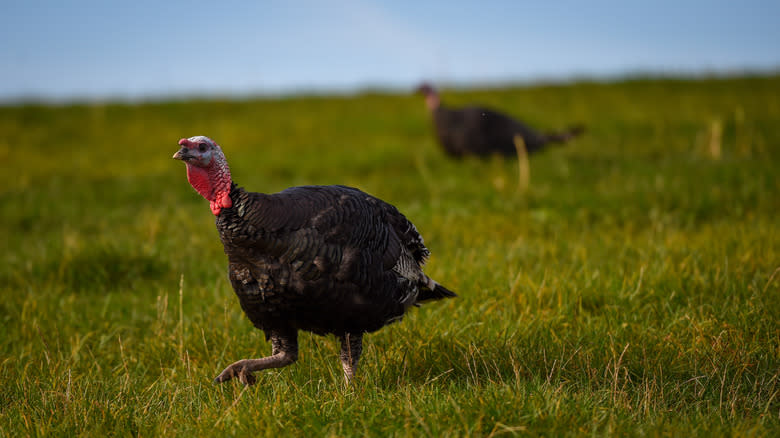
340, 332, 363, 383
214, 331, 298, 386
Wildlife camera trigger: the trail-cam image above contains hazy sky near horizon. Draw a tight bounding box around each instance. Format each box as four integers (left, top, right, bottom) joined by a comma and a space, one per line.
1, 0, 778, 101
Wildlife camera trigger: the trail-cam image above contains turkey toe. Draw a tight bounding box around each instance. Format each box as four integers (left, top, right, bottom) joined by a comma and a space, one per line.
214, 363, 240, 384
238, 369, 257, 386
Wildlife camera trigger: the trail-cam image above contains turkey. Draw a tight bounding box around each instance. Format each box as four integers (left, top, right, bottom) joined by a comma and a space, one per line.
173, 135, 456, 385
417, 83, 584, 157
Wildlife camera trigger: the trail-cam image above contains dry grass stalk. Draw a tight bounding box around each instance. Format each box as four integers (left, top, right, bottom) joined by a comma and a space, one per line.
513, 135, 530, 193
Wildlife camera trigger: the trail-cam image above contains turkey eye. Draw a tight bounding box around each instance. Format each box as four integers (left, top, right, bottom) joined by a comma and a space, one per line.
198, 143, 207, 152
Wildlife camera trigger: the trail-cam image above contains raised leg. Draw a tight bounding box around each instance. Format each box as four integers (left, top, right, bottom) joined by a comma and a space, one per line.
339, 332, 363, 383
214, 330, 298, 386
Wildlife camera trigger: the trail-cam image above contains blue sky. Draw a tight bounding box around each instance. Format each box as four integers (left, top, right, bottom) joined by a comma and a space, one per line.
1, 0, 778, 101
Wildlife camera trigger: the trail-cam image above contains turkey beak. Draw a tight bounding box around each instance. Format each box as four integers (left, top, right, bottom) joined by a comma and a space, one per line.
174, 138, 195, 161
173, 148, 193, 161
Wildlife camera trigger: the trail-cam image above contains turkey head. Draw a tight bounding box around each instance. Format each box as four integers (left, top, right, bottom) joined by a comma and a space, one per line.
173, 135, 233, 215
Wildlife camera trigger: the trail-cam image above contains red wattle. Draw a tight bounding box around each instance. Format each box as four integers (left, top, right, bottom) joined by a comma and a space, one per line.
210, 201, 222, 216
182, 145, 232, 216
185, 165, 213, 200
218, 192, 232, 208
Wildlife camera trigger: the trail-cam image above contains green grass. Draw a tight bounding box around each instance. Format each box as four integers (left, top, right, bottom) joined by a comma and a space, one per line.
1, 75, 779, 436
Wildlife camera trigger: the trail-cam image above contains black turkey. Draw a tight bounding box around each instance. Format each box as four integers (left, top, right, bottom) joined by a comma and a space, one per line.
173, 136, 455, 385
417, 83, 584, 157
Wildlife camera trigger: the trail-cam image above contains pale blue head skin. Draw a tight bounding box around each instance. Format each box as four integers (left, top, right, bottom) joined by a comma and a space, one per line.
174, 135, 221, 167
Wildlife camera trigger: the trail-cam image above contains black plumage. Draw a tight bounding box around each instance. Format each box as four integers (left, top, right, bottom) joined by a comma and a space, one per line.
219, 183, 453, 336
418, 83, 584, 158
173, 136, 455, 385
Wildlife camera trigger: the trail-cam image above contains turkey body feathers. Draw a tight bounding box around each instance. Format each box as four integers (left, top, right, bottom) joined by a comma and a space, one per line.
433, 105, 583, 157
217, 184, 452, 337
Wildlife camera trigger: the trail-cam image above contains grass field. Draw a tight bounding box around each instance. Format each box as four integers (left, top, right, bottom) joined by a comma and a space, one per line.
1, 75, 779, 436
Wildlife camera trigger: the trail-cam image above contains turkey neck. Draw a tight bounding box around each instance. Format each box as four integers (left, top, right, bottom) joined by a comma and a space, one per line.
425, 92, 440, 111
221, 184, 259, 223
215, 185, 269, 252
185, 157, 233, 215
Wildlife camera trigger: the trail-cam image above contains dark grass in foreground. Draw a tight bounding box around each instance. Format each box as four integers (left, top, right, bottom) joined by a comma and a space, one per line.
1, 75, 779, 436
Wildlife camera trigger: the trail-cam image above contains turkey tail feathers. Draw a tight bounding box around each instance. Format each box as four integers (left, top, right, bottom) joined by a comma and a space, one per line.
544, 124, 586, 144
416, 277, 457, 303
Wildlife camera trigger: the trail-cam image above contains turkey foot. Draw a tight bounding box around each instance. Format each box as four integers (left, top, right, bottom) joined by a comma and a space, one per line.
214, 332, 298, 386
214, 359, 258, 386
